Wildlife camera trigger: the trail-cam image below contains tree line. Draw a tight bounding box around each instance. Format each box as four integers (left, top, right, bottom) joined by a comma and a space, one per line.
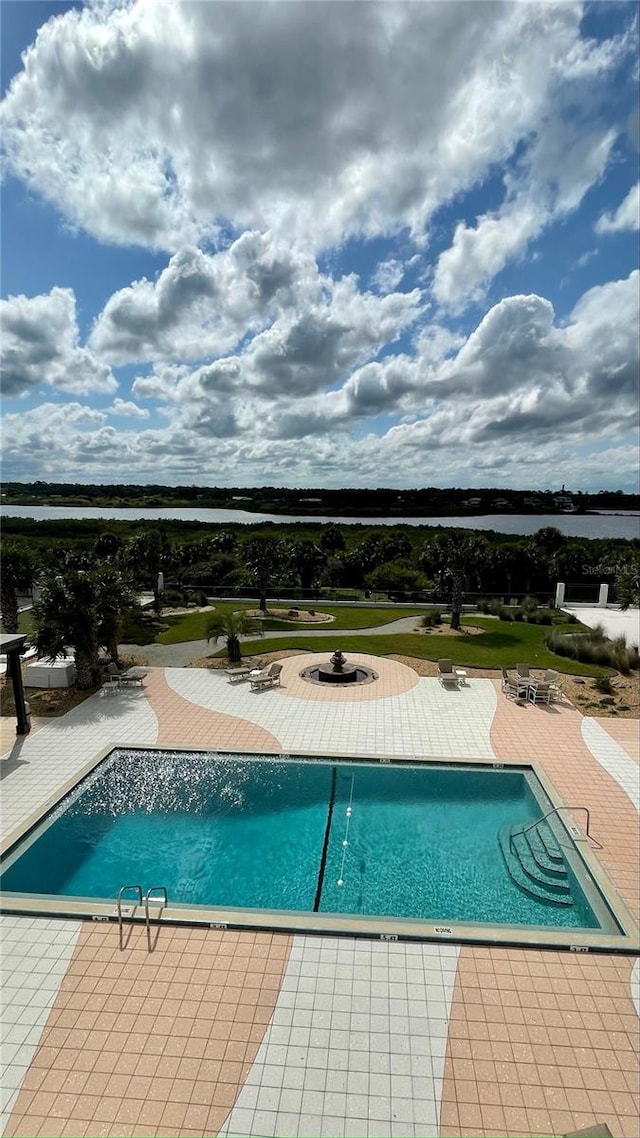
3, 480, 639, 515
2, 521, 638, 689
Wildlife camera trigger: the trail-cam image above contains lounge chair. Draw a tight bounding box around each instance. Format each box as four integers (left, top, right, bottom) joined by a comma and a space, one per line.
437, 659, 459, 687
119, 669, 147, 688
250, 662, 283, 691
101, 662, 122, 695
225, 665, 252, 683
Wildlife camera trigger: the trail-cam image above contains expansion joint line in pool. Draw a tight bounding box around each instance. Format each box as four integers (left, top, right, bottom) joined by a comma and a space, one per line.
312, 765, 337, 912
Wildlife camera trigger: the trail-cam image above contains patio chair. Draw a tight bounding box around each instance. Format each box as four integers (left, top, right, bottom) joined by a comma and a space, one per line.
543, 669, 562, 702
101, 676, 120, 696
437, 659, 459, 687
529, 678, 552, 705
516, 663, 530, 678
250, 662, 283, 691
501, 667, 527, 700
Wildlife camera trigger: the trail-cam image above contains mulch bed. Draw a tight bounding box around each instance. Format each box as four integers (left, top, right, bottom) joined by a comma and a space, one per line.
245, 608, 334, 623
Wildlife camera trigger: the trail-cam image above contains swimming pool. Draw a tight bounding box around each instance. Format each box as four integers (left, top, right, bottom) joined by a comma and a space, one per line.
1, 747, 631, 947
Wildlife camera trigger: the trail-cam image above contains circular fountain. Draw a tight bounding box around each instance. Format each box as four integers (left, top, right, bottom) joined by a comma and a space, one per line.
300, 650, 378, 687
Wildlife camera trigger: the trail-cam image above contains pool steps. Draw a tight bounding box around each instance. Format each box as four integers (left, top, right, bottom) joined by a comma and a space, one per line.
498, 820, 573, 907
522, 823, 566, 877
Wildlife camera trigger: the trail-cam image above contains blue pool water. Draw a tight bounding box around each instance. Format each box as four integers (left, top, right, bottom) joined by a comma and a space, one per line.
1, 749, 603, 929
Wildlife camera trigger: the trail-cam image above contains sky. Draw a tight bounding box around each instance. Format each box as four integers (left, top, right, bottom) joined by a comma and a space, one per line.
1, 0, 639, 492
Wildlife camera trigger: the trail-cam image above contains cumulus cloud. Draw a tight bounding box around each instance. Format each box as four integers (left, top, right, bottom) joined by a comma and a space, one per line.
107, 270, 638, 466
1, 3, 637, 491
90, 234, 314, 364
0, 288, 117, 397
108, 398, 149, 419
1, 402, 108, 478
242, 277, 422, 397
595, 181, 640, 233
372, 259, 405, 293
433, 126, 618, 312
1, 0, 624, 252
418, 271, 640, 444
125, 268, 423, 412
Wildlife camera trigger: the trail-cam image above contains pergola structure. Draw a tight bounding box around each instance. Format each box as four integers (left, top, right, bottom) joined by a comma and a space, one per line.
0, 633, 31, 735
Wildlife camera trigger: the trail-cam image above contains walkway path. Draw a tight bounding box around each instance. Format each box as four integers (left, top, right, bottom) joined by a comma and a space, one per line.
121, 615, 423, 667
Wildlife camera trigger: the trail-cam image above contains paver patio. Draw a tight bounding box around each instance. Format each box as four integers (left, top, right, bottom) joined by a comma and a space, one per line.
1, 655, 638, 1137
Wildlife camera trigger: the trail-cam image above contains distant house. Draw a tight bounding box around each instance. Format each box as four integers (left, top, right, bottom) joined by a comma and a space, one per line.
231, 495, 252, 501
299, 497, 323, 503
523, 495, 541, 507
466, 497, 482, 508
553, 493, 573, 508
492, 497, 511, 508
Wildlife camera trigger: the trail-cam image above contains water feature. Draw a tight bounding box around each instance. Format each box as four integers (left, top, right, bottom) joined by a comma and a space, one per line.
301, 651, 378, 686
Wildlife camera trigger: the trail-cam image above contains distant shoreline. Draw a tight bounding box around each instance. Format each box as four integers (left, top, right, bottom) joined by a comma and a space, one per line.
3, 505, 639, 540
3, 497, 637, 519
0, 498, 605, 517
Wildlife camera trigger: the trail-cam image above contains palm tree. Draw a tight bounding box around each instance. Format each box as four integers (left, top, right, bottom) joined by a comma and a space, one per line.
320, 525, 345, 555
0, 542, 34, 633
34, 567, 136, 689
616, 557, 640, 610
243, 537, 290, 613
290, 540, 327, 592
206, 610, 264, 664
421, 532, 489, 630
123, 528, 173, 613
94, 566, 138, 666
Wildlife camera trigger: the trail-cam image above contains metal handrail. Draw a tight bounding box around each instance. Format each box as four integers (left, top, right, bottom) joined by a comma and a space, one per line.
117, 884, 142, 935
510, 805, 601, 859
144, 886, 167, 931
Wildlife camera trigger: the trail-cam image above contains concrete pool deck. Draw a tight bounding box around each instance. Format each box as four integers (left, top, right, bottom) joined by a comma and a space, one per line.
1, 655, 638, 1137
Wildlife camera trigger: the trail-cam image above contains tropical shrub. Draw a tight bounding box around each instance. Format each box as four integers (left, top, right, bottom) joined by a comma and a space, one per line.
545, 627, 639, 674
206, 610, 264, 663
420, 610, 443, 628
34, 566, 136, 686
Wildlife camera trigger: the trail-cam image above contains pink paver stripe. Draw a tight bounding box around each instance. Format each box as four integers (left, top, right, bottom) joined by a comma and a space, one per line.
489, 680, 639, 915
6, 923, 292, 1138
441, 948, 639, 1138
146, 667, 281, 752
441, 681, 640, 1138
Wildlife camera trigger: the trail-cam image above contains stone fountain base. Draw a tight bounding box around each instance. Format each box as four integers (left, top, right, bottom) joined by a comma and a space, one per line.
299, 651, 378, 687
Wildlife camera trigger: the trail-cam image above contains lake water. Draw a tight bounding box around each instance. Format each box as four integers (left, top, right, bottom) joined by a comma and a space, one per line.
2, 504, 639, 539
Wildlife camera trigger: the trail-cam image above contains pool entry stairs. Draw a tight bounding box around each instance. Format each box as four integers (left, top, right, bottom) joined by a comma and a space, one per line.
499, 818, 573, 906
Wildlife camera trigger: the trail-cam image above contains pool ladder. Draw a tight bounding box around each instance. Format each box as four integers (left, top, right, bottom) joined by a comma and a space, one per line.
116, 884, 168, 937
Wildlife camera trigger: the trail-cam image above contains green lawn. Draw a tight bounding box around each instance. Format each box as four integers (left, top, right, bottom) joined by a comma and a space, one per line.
0, 611, 35, 637
148, 604, 611, 676
157, 603, 426, 644
233, 618, 609, 677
